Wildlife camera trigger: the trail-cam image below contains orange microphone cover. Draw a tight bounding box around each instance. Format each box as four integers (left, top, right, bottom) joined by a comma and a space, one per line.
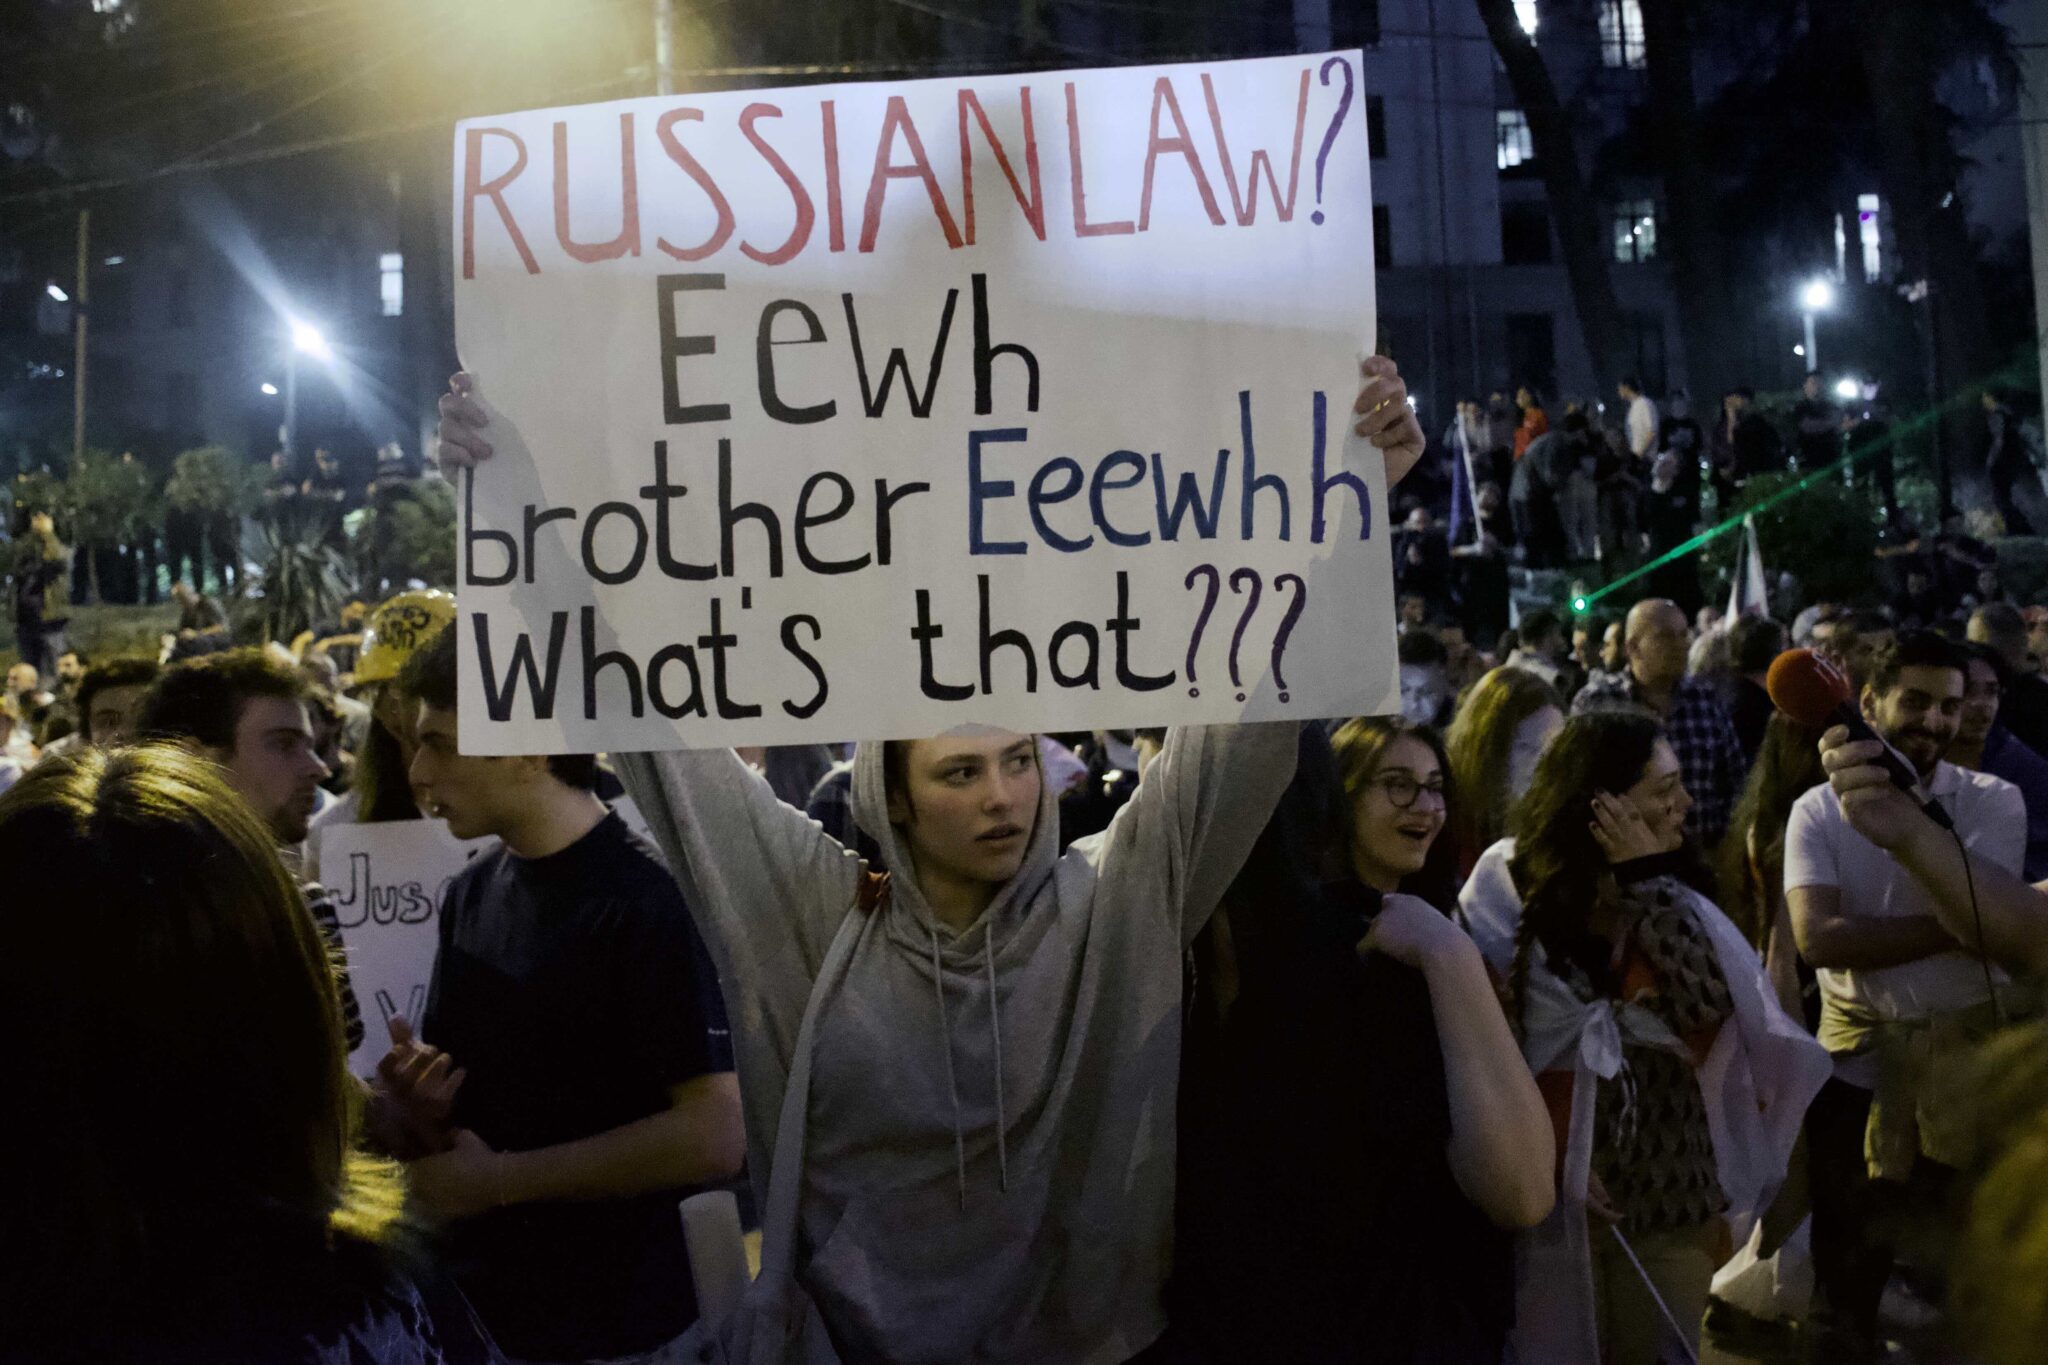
1765, 648, 1852, 728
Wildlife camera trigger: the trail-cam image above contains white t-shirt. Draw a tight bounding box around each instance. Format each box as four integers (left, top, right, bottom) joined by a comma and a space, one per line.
1783, 761, 2024, 1085
1627, 395, 1659, 458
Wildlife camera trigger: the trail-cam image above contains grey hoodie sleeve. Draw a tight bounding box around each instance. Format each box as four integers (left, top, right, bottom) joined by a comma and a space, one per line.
613, 748, 864, 999
1094, 721, 1299, 950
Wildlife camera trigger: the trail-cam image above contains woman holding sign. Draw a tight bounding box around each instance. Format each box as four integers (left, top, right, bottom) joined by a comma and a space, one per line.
436, 359, 1423, 1364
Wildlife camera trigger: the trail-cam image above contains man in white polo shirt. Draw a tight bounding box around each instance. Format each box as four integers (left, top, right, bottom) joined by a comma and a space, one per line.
1785, 630, 2026, 1358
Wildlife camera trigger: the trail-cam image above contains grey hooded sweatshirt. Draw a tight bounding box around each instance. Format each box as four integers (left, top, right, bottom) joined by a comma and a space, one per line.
613, 724, 1297, 1364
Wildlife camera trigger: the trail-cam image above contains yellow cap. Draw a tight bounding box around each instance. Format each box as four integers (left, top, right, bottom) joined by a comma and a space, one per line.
354, 589, 456, 685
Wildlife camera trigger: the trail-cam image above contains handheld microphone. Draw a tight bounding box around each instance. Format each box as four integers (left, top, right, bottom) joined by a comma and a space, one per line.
1765, 648, 1954, 831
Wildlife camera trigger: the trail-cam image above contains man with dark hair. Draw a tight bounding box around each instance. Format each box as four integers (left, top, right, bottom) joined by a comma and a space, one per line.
1948, 642, 2048, 881
379, 626, 743, 1365
135, 648, 362, 1050
53, 648, 86, 702
1725, 614, 1786, 755
1505, 607, 1568, 692
1970, 602, 2048, 758
1982, 389, 2036, 535
73, 656, 159, 750
1786, 629, 2027, 1358
1573, 597, 1748, 844
1825, 608, 1897, 695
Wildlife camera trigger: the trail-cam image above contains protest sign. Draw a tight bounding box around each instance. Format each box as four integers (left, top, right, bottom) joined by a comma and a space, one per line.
453, 50, 1392, 755
323, 819, 493, 1076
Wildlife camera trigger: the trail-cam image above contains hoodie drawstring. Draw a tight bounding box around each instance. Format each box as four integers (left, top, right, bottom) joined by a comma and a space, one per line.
929, 923, 970, 1211
927, 921, 1012, 1209
983, 927, 1010, 1195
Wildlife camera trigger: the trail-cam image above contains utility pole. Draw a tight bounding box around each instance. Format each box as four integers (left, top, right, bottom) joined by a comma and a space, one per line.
654, 0, 677, 95
71, 209, 90, 467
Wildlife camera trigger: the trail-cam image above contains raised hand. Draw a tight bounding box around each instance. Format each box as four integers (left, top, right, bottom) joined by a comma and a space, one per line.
1818, 724, 1926, 851
435, 371, 491, 477
1589, 790, 1671, 864
1360, 893, 1476, 972
369, 1015, 465, 1157
1354, 355, 1426, 489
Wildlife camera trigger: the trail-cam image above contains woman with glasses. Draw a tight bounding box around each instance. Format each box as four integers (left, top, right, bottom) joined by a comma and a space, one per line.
1163, 719, 1552, 1364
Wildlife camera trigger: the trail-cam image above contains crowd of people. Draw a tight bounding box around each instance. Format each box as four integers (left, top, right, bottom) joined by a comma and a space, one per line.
1, 358, 2045, 1365
1395, 376, 2042, 648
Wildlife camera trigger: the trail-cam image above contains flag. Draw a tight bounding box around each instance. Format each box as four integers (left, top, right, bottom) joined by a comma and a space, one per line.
1728, 513, 1768, 618
1448, 409, 1482, 547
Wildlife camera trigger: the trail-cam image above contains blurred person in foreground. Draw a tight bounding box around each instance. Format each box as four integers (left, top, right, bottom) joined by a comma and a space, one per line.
0, 745, 501, 1364
1948, 643, 2048, 881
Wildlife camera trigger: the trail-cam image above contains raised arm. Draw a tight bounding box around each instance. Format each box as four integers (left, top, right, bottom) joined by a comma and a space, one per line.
1817, 728, 2048, 977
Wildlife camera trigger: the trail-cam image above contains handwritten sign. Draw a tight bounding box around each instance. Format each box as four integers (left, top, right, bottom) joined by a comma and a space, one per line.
324, 819, 492, 1076
454, 50, 1393, 754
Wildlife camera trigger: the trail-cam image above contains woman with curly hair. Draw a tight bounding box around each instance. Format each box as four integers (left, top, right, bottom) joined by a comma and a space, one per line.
1458, 711, 1827, 1365
1716, 713, 1828, 1021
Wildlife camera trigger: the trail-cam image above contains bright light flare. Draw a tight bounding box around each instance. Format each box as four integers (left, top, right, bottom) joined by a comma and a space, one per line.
290, 319, 333, 360
45, 283, 68, 302
1799, 279, 1836, 312
1834, 377, 1860, 400
260, 382, 279, 396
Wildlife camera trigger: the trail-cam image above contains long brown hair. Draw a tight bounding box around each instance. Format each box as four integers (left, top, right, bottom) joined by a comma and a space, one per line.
1716, 713, 1825, 950
1504, 711, 1713, 1033
1444, 665, 1563, 865
1331, 715, 1459, 907
0, 745, 405, 1348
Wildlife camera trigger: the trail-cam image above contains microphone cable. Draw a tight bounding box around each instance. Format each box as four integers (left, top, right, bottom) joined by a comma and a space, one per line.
1943, 812, 2005, 1031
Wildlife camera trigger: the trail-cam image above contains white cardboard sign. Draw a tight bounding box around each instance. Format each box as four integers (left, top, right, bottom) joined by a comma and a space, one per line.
453, 50, 1393, 754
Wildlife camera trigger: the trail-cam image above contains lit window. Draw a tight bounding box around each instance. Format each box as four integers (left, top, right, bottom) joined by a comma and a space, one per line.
1857, 193, 1882, 283
379, 252, 403, 317
1612, 198, 1657, 263
1600, 0, 1646, 69
1515, 0, 1539, 36
1496, 110, 1534, 171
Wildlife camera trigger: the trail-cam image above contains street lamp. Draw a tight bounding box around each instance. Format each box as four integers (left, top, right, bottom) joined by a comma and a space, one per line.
260, 382, 279, 397
281, 318, 331, 460
44, 282, 68, 302
1833, 377, 1860, 401
1798, 278, 1835, 373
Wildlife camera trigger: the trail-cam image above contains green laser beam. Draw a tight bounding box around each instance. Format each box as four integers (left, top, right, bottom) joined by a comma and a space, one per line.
1570, 352, 2041, 616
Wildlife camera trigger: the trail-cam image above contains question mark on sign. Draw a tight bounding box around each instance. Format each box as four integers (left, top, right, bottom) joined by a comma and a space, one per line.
1310, 56, 1356, 227
1184, 563, 1221, 697
1270, 573, 1308, 702
1226, 568, 1263, 702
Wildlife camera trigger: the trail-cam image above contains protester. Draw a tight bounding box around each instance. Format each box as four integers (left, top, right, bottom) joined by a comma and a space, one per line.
1784, 631, 2028, 1360
53, 647, 85, 702
1166, 720, 1551, 1364
1708, 388, 1780, 509
1717, 713, 1827, 1019
1513, 384, 1548, 459
1620, 377, 1658, 463
1397, 628, 1453, 726
306, 589, 455, 878
372, 628, 743, 1365
9, 509, 70, 678
1824, 608, 1897, 693
1573, 597, 1749, 845
1460, 711, 1826, 1365
1791, 372, 1842, 471
1947, 643, 2048, 881
1639, 449, 1703, 613
1451, 480, 1513, 647
1443, 665, 1563, 875
136, 648, 365, 1052
1504, 607, 1570, 693
1968, 602, 2048, 758
438, 357, 1428, 1362
1723, 614, 1784, 756
1981, 388, 2036, 535
0, 744, 503, 1364
171, 577, 229, 634
71, 655, 160, 750
0, 696, 25, 794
